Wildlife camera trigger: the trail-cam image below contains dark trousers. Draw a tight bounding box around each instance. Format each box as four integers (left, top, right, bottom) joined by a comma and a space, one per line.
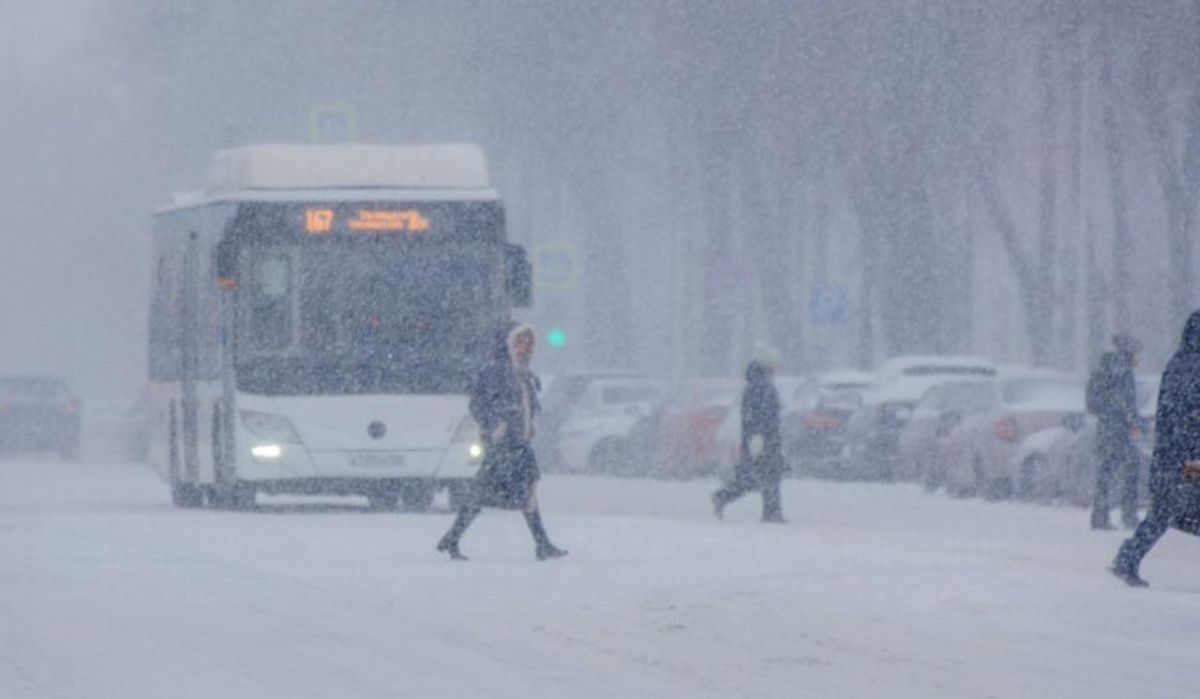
1115, 495, 1174, 573
1093, 443, 1140, 527
713, 471, 784, 521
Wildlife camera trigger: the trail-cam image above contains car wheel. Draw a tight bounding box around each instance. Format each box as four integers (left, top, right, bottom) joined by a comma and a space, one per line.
588, 437, 631, 476
171, 482, 204, 508
400, 479, 435, 512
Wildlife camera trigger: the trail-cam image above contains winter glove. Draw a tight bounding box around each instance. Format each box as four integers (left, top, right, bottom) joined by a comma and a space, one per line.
749, 435, 764, 458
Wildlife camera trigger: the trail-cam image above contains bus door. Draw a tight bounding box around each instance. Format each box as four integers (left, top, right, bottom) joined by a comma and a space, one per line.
179, 232, 201, 483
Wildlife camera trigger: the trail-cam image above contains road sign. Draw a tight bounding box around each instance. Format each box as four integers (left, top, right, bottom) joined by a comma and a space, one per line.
308, 103, 357, 143
809, 285, 849, 325
533, 243, 578, 290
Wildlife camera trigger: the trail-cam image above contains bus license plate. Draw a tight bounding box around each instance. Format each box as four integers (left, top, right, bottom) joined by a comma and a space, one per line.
352, 452, 406, 468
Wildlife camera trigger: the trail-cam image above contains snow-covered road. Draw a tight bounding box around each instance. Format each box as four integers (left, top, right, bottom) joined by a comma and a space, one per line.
2, 459, 1199, 698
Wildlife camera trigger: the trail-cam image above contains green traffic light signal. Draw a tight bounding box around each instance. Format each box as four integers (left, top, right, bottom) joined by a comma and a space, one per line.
546, 327, 567, 349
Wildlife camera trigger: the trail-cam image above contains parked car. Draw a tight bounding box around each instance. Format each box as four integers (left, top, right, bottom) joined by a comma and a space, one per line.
0, 376, 81, 460
1011, 375, 1160, 506
533, 371, 646, 472
838, 356, 998, 481
626, 378, 740, 479
896, 378, 1000, 488
941, 370, 1085, 500
782, 370, 874, 473
554, 377, 665, 474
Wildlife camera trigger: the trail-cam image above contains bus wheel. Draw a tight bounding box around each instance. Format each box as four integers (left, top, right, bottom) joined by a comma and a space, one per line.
400, 480, 435, 512
211, 483, 256, 511
171, 482, 204, 508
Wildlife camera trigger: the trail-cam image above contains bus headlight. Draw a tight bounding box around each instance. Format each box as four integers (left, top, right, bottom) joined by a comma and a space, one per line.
251, 443, 283, 460
240, 410, 303, 444
468, 442, 484, 461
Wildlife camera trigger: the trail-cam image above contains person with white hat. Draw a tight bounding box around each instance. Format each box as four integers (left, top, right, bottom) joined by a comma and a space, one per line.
711, 346, 788, 523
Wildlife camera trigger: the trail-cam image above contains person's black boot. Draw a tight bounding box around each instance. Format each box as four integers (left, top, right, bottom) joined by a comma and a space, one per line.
1110, 543, 1148, 587
1109, 561, 1148, 587
711, 491, 726, 520
436, 537, 468, 561
437, 506, 478, 561
524, 509, 568, 560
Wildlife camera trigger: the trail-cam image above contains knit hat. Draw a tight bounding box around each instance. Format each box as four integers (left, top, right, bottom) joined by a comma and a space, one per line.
1112, 333, 1142, 355
752, 344, 781, 369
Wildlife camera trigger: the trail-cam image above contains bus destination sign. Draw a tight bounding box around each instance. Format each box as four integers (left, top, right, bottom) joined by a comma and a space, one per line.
304, 207, 431, 234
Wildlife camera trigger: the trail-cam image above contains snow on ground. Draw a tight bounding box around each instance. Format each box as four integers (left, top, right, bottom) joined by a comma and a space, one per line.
2, 459, 1200, 699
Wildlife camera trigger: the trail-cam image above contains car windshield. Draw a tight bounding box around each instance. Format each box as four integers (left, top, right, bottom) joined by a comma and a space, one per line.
601, 384, 662, 405
0, 378, 64, 400
936, 382, 996, 412
1001, 378, 1083, 409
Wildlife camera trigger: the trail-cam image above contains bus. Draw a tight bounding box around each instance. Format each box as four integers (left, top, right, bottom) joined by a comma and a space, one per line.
148, 143, 531, 510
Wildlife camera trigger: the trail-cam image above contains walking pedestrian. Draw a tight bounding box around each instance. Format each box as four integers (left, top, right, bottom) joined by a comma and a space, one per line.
712, 347, 788, 523
1087, 333, 1143, 529
436, 321, 568, 561
1110, 311, 1200, 586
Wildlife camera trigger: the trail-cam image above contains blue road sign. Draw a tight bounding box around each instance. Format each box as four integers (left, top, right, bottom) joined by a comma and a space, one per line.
809, 285, 849, 325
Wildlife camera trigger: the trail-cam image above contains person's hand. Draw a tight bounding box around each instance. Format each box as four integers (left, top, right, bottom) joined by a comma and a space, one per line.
1184, 461, 1200, 480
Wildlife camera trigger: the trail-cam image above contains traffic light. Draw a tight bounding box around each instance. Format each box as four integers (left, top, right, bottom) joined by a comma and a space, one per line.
546, 327, 567, 349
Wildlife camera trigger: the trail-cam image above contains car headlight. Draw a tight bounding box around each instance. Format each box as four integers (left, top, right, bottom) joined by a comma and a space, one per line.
239, 410, 303, 444
250, 443, 283, 460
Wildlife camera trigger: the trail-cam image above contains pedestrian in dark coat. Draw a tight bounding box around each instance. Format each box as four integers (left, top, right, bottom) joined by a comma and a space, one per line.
1111, 311, 1200, 586
712, 350, 788, 523
1089, 334, 1142, 529
436, 321, 568, 561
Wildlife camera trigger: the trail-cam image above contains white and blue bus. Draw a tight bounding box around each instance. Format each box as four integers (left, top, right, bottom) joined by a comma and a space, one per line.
149, 144, 531, 509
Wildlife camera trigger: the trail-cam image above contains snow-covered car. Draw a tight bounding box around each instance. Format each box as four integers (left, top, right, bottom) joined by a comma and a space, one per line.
554, 378, 665, 474
1011, 375, 1160, 506
838, 356, 997, 481
941, 370, 1085, 500
534, 371, 647, 472
896, 378, 1000, 488
625, 379, 740, 479
0, 376, 82, 461
781, 370, 874, 473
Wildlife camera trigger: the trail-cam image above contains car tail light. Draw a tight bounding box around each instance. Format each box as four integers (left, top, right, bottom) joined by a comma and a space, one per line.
993, 416, 1019, 443
804, 412, 841, 430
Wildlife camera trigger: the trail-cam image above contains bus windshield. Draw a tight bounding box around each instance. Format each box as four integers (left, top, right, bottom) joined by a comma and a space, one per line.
235, 240, 497, 395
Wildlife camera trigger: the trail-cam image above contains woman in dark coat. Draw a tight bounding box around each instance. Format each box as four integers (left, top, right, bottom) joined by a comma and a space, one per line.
1111, 311, 1200, 586
436, 321, 568, 561
711, 356, 788, 523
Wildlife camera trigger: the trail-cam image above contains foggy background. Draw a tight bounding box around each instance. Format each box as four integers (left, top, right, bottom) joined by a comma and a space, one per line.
2, 0, 1198, 403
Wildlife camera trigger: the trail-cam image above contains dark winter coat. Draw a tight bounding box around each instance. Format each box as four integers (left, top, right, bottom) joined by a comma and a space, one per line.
737, 362, 786, 482
1148, 311, 1200, 501
1090, 350, 1139, 460
467, 322, 542, 509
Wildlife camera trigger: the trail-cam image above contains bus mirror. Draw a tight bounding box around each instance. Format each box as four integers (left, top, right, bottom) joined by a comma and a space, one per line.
505, 244, 533, 308
216, 240, 238, 289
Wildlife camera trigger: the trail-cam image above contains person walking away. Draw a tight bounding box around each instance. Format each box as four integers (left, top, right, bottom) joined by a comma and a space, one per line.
1110, 312, 1200, 586
437, 322, 568, 561
1088, 333, 1142, 530
712, 348, 787, 523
